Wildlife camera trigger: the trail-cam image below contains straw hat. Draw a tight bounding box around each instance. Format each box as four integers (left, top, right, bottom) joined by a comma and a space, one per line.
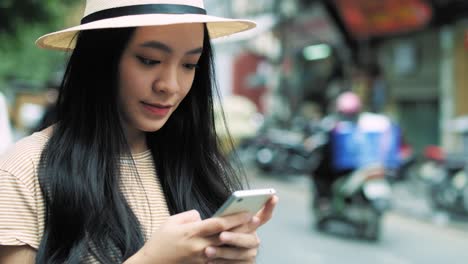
36, 0, 256, 51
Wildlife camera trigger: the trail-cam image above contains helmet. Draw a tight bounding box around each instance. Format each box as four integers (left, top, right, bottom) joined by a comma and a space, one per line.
336, 91, 361, 115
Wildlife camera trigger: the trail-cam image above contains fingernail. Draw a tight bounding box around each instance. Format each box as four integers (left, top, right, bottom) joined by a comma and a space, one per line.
205, 247, 216, 258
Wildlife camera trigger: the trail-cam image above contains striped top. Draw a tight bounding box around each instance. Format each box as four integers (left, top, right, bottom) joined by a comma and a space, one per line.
0, 129, 170, 255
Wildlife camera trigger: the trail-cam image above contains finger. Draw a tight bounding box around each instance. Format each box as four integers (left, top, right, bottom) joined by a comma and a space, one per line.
229, 216, 261, 233
194, 212, 251, 236
230, 195, 279, 233
255, 195, 279, 226
205, 246, 257, 261
204, 234, 224, 247
169, 210, 202, 225
218, 231, 260, 249
198, 235, 224, 250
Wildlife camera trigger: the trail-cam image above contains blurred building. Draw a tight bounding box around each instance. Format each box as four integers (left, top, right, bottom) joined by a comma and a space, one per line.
208, 0, 468, 155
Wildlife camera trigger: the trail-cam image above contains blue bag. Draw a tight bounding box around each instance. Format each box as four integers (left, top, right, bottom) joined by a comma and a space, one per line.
331, 113, 400, 171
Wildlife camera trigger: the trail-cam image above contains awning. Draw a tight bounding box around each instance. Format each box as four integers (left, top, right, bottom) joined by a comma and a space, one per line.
333, 0, 432, 39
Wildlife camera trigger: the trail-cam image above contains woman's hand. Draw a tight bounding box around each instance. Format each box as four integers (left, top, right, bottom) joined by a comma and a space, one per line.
125, 210, 252, 264
204, 195, 279, 263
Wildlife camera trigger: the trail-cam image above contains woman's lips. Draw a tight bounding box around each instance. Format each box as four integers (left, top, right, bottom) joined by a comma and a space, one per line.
142, 102, 171, 116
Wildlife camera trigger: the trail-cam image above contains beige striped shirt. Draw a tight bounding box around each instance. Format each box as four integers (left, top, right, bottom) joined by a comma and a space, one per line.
0, 129, 170, 253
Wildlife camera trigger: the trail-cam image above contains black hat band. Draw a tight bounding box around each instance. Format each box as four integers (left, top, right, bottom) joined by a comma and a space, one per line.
81, 4, 207, 24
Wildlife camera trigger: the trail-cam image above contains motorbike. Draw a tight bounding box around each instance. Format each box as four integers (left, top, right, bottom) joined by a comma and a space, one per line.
253, 124, 326, 176
431, 168, 468, 215
416, 146, 468, 215
313, 164, 392, 241
417, 146, 468, 215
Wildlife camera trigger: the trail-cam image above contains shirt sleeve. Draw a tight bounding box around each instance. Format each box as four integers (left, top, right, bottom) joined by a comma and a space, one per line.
0, 169, 40, 249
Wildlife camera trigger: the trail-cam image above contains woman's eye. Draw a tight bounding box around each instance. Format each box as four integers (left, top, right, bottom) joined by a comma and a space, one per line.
137, 56, 160, 66
184, 64, 199, 70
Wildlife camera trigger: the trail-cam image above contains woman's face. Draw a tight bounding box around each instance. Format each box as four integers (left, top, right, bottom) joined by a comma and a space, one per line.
118, 24, 204, 135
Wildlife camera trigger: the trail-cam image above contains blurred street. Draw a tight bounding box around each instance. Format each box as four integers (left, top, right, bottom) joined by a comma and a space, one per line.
246, 167, 468, 264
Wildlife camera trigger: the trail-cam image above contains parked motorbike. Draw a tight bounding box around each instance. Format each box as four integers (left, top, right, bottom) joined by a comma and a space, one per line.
254, 124, 326, 176
313, 164, 392, 241
432, 168, 468, 215
411, 145, 468, 216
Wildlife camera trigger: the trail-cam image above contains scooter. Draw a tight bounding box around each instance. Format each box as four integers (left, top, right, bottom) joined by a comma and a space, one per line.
431, 168, 468, 215
254, 125, 326, 176
416, 145, 468, 215
313, 164, 392, 241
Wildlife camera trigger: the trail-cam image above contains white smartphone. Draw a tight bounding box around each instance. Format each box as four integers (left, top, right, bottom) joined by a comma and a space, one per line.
212, 188, 276, 217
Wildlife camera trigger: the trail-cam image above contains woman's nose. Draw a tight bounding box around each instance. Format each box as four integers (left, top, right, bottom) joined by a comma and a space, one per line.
153, 66, 179, 94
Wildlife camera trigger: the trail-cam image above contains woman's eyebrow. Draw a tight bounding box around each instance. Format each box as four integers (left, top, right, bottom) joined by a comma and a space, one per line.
186, 47, 203, 55
140, 41, 203, 55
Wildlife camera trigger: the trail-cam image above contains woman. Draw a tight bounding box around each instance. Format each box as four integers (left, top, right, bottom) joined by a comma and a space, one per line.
0, 0, 278, 263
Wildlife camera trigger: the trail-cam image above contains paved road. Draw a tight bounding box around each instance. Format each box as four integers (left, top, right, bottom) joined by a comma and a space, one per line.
248, 172, 468, 264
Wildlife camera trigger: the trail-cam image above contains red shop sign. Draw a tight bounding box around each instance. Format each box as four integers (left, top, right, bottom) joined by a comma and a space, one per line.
334, 0, 432, 39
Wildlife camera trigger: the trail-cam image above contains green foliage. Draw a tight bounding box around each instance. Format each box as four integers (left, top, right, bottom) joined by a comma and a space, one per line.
0, 1, 77, 92
0, 0, 76, 35
0, 1, 48, 35
0, 24, 67, 91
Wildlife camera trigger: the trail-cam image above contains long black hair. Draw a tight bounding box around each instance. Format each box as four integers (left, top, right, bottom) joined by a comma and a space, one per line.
36, 25, 245, 263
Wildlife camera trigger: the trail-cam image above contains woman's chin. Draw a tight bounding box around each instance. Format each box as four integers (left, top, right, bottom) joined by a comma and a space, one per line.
139, 122, 167, 133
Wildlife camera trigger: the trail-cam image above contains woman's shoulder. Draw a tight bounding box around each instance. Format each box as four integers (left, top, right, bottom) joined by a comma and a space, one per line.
0, 128, 50, 176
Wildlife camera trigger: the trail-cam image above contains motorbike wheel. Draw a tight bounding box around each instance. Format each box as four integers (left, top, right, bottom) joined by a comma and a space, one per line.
431, 181, 457, 210
361, 213, 381, 241
462, 185, 468, 214
315, 217, 327, 231
255, 147, 275, 172
255, 146, 290, 174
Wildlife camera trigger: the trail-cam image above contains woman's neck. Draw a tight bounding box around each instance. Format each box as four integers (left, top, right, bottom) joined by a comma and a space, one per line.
124, 127, 148, 154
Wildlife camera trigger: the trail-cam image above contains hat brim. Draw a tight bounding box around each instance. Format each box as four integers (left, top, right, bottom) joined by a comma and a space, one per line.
36, 14, 256, 51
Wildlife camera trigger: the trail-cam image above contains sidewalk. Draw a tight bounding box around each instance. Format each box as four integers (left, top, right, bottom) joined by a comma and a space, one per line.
391, 181, 468, 232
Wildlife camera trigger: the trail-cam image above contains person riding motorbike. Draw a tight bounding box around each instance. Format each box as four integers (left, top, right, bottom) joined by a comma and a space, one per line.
311, 92, 359, 207
311, 91, 399, 209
